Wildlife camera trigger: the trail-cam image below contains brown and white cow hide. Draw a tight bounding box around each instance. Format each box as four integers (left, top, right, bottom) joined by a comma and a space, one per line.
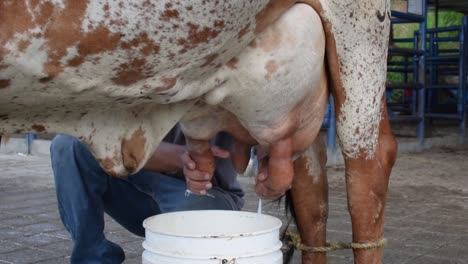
0, 0, 390, 179
0, 0, 330, 179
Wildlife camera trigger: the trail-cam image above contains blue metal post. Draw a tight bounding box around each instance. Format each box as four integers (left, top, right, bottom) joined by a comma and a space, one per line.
404, 56, 409, 83
403, 56, 410, 113
326, 96, 337, 153
25, 133, 37, 155
417, 0, 427, 143
427, 32, 435, 116
412, 34, 419, 115
460, 16, 468, 134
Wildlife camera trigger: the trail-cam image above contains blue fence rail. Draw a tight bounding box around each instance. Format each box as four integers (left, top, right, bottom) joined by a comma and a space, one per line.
424, 17, 467, 134
387, 10, 467, 139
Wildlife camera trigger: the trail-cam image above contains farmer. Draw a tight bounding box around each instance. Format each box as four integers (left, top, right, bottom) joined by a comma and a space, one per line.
50, 125, 244, 263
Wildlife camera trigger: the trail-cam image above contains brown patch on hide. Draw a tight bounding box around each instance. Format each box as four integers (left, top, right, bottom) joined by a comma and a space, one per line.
177, 22, 222, 49
39, 77, 53, 83
226, 57, 239, 69
376, 10, 385, 22
255, 0, 296, 34
98, 157, 117, 176
31, 124, 46, 132
238, 23, 250, 40
0, 1, 34, 69
122, 128, 147, 173
0, 1, 34, 46
258, 29, 282, 52
33, 1, 55, 25
160, 3, 180, 21
249, 40, 258, 49
0, 79, 11, 89
264, 60, 278, 80
120, 33, 161, 57
103, 3, 110, 12
154, 77, 177, 92
66, 25, 121, 67
0, 1, 121, 80
201, 53, 219, 67
43, 1, 120, 78
17, 39, 31, 52
214, 20, 225, 28
111, 58, 147, 86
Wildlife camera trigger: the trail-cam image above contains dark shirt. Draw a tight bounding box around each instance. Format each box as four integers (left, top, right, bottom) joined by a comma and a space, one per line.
163, 125, 245, 209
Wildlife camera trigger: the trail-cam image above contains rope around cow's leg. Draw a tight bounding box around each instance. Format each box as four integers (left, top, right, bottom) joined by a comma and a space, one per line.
284, 231, 386, 253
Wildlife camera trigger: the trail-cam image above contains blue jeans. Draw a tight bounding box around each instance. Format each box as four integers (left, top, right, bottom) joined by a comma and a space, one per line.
50, 135, 239, 264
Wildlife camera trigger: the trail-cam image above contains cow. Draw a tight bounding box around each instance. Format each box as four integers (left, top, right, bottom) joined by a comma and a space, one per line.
0, 1, 397, 263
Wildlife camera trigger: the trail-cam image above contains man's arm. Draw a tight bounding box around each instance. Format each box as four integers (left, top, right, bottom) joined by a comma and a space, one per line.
142, 142, 186, 173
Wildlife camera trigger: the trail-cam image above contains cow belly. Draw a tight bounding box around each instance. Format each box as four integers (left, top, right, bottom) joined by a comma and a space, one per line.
0, 1, 323, 177
182, 3, 327, 153
0, 0, 273, 176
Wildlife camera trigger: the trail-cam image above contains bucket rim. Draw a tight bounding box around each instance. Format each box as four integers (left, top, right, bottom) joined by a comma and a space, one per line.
142, 210, 282, 238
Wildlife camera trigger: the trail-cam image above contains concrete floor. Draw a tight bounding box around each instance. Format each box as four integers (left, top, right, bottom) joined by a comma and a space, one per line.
0, 145, 467, 263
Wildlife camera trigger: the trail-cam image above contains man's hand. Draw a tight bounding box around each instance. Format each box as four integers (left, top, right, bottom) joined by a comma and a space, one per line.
181, 146, 230, 195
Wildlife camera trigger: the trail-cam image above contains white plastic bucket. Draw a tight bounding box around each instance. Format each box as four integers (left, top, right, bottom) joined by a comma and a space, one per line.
142, 210, 283, 264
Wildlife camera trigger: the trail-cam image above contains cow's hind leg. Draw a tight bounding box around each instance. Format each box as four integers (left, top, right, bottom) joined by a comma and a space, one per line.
298, 0, 396, 262
289, 135, 328, 264
340, 102, 397, 263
